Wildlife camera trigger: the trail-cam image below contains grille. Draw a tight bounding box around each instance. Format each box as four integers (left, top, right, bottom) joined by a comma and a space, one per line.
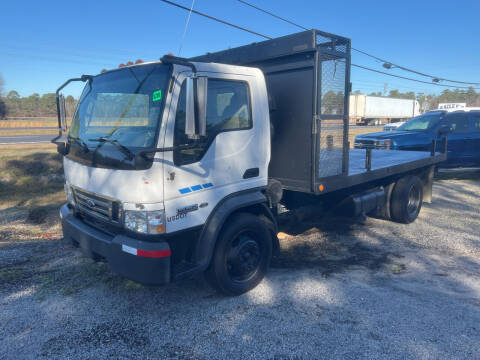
354, 139, 375, 148
354, 139, 389, 149
72, 187, 121, 223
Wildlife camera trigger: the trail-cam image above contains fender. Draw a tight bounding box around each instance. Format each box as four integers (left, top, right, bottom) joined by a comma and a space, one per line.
193, 188, 274, 272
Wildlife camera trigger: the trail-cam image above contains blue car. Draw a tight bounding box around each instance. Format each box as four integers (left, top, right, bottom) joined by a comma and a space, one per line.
354, 109, 480, 167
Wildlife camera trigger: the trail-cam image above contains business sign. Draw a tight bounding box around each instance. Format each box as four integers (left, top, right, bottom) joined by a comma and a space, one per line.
438, 103, 466, 110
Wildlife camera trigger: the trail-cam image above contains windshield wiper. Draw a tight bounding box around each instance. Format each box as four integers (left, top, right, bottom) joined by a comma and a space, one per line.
88, 137, 135, 160
68, 136, 90, 153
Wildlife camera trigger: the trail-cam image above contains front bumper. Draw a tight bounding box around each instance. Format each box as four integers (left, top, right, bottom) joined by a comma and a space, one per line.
60, 204, 170, 285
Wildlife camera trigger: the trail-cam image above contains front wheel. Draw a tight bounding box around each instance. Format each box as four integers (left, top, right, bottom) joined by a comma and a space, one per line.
205, 213, 272, 295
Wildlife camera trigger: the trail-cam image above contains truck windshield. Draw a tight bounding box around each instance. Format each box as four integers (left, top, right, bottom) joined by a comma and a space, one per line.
397, 112, 444, 131
67, 63, 171, 169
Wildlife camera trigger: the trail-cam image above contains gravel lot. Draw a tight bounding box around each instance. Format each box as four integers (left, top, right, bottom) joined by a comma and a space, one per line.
1, 171, 479, 360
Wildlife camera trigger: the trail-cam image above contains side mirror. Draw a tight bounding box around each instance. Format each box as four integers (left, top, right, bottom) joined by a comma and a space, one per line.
57, 94, 67, 131
185, 76, 207, 139
56, 142, 68, 155
438, 125, 453, 135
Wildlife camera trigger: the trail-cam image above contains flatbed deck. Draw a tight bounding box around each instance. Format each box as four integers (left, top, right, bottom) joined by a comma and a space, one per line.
319, 149, 446, 194
349, 149, 440, 175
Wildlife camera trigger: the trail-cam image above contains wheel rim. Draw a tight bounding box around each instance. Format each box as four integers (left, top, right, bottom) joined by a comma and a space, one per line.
226, 231, 262, 282
407, 185, 420, 217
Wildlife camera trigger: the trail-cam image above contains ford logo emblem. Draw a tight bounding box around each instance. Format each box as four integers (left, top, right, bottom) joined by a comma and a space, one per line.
86, 199, 96, 208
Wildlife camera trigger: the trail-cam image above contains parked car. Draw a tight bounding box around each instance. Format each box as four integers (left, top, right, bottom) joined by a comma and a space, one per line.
354, 109, 480, 167
383, 121, 406, 131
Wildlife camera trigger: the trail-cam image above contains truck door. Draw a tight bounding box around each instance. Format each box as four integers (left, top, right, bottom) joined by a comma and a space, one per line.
441, 112, 470, 166
162, 71, 268, 233
467, 112, 480, 166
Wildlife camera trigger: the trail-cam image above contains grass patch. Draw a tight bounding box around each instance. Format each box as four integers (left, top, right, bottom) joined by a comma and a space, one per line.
0, 145, 64, 210
0, 117, 58, 128
0, 129, 57, 136
0, 144, 148, 300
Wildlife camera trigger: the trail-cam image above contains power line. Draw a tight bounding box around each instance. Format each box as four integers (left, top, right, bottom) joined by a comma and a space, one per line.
159, 0, 480, 90
236, 0, 308, 31
352, 64, 480, 90
159, 0, 271, 40
235, 0, 480, 86
178, 0, 196, 56
351, 48, 480, 86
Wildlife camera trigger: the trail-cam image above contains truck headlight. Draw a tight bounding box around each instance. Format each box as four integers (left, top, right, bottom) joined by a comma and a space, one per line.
375, 139, 391, 149
124, 210, 165, 234
64, 183, 75, 205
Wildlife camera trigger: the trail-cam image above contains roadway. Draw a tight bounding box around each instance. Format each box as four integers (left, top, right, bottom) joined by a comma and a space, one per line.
0, 124, 382, 145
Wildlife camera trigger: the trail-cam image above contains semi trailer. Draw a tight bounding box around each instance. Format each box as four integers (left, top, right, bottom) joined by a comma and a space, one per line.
350, 94, 421, 126
54, 30, 445, 295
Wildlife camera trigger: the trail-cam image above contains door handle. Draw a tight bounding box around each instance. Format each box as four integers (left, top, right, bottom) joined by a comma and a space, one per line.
243, 168, 259, 179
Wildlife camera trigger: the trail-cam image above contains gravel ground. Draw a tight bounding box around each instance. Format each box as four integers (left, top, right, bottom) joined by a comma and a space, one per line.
1, 172, 479, 360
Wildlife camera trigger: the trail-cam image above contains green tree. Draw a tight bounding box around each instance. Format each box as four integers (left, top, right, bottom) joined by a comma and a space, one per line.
0, 74, 6, 118
65, 95, 77, 118
388, 90, 415, 100
465, 87, 477, 105
5, 90, 21, 116
22, 93, 40, 116
0, 98, 7, 119
39, 93, 56, 116
322, 90, 344, 115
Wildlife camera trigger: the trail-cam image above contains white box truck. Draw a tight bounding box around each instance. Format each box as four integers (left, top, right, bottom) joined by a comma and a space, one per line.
350, 94, 420, 125
53, 30, 445, 295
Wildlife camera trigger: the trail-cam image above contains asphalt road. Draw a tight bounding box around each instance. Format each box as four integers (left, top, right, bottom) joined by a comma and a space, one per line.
0, 134, 55, 145
0, 124, 381, 146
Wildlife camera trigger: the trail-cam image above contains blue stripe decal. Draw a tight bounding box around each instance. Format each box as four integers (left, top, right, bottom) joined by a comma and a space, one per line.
178, 183, 214, 194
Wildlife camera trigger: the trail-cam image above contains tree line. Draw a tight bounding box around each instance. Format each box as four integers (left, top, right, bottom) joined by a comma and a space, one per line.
0, 90, 77, 119
1, 72, 480, 120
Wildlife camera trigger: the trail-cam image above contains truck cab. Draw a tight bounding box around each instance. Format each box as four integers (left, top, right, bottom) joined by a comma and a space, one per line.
59, 59, 273, 294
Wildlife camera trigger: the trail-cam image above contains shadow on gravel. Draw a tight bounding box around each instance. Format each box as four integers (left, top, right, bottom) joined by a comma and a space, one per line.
435, 168, 480, 181
271, 215, 402, 276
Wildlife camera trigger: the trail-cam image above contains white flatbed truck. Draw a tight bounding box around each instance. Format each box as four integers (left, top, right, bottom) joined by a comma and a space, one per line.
54, 30, 446, 295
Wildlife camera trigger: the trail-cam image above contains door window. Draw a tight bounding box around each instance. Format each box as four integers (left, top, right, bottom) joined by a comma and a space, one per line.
173, 79, 252, 165
444, 113, 470, 133
471, 113, 480, 132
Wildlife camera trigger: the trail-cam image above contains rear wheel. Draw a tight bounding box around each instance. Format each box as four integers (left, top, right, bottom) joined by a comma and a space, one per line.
205, 213, 272, 295
391, 175, 423, 223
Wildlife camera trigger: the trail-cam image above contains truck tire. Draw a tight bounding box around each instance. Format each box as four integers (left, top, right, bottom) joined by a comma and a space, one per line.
205, 213, 272, 295
390, 175, 423, 224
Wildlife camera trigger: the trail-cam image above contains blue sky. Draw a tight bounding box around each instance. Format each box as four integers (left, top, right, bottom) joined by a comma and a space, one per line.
1, 0, 479, 97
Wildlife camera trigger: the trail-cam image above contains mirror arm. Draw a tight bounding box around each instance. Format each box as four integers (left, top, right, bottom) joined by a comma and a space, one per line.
160, 55, 197, 73
53, 75, 93, 146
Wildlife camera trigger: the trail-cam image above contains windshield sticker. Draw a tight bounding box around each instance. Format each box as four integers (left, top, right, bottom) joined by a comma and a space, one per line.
152, 90, 162, 102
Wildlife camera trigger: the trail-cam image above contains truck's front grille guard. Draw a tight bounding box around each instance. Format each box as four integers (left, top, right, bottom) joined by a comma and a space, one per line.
72, 187, 121, 224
